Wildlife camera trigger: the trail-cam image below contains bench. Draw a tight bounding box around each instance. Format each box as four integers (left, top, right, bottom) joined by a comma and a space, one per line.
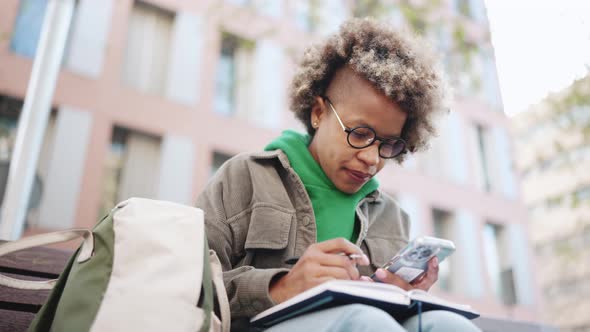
0, 241, 72, 332
0, 241, 557, 332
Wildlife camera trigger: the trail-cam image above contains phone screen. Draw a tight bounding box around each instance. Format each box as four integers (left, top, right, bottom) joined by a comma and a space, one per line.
371, 236, 455, 283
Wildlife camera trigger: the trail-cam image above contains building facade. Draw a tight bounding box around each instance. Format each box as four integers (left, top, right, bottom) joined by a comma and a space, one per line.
0, 0, 542, 325
512, 75, 590, 331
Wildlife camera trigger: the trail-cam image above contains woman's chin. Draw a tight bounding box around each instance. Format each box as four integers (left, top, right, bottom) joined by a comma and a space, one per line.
334, 181, 363, 195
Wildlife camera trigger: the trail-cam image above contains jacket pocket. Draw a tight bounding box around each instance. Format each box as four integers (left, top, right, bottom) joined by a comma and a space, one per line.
364, 237, 408, 270
244, 205, 293, 250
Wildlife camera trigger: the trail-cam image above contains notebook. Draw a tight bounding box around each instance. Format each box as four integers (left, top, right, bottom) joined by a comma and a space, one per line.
250, 280, 479, 328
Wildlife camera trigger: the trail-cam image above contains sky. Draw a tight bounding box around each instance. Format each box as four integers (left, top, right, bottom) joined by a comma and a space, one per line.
484, 0, 590, 116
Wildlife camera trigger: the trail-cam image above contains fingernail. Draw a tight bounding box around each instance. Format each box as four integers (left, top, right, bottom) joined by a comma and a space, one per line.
433, 257, 439, 267
375, 269, 386, 279
362, 254, 370, 265
360, 276, 374, 282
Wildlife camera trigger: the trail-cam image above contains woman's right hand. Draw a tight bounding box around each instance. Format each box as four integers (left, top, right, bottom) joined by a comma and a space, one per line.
269, 238, 370, 304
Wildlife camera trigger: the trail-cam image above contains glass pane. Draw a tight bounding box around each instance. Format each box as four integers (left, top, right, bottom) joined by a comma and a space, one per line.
100, 127, 128, 217
210, 151, 233, 177
432, 208, 455, 292
483, 223, 501, 298
122, 1, 174, 94
214, 53, 236, 115
10, 0, 49, 57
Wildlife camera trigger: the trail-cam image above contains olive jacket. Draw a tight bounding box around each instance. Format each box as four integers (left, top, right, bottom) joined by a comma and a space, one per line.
196, 149, 411, 329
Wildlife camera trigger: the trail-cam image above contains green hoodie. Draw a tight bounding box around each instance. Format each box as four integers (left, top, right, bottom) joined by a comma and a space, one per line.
265, 130, 379, 242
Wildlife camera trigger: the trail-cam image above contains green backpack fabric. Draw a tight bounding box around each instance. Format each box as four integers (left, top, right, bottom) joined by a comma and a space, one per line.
0, 198, 230, 332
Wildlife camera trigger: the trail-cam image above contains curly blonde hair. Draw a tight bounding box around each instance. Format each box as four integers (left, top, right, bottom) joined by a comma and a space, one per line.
289, 18, 450, 162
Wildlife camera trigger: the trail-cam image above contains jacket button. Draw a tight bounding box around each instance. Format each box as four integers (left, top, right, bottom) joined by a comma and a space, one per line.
302, 215, 311, 226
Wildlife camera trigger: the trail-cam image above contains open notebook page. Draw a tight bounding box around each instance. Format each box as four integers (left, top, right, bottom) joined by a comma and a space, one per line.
251, 280, 411, 322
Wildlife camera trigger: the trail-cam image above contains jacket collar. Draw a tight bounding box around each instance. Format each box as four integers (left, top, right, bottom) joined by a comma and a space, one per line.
252, 149, 383, 204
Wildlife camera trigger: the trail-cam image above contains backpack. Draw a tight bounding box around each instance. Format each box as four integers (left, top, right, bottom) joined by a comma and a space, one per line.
0, 198, 230, 332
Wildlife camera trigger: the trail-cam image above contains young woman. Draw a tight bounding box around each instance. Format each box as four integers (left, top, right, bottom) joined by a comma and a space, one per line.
197, 18, 479, 331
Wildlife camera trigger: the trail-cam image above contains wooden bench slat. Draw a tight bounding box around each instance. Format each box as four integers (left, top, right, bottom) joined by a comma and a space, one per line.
0, 309, 36, 332
0, 301, 42, 313
0, 272, 52, 308
0, 246, 72, 275
0, 265, 59, 280
0, 241, 72, 329
0, 287, 49, 312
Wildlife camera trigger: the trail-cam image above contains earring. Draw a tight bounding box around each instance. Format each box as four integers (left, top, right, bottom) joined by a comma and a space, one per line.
313, 122, 318, 128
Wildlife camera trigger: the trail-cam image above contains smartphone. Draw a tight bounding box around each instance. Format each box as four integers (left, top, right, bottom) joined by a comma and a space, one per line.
371, 236, 455, 283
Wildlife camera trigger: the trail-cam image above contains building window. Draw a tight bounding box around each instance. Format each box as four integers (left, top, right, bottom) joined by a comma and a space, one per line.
419, 138, 444, 179
122, 1, 174, 95
453, 0, 472, 18
481, 50, 502, 110
482, 223, 518, 305
0, 97, 21, 163
352, 0, 385, 18
214, 32, 255, 117
575, 185, 590, 203
396, 194, 422, 238
293, 0, 318, 32
100, 127, 161, 216
210, 151, 233, 177
101, 127, 127, 217
432, 24, 452, 55
417, 114, 469, 184
10, 0, 49, 58
475, 124, 491, 192
418, 117, 448, 180
0, 95, 56, 226
432, 208, 456, 292
225, 0, 282, 17
10, 0, 78, 61
452, 0, 488, 23
215, 34, 237, 116
225, 0, 250, 6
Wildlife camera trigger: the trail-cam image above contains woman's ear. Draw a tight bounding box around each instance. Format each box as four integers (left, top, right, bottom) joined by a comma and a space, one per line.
310, 96, 326, 129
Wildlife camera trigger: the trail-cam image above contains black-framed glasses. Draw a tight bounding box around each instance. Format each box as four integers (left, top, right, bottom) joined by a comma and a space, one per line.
322, 96, 407, 159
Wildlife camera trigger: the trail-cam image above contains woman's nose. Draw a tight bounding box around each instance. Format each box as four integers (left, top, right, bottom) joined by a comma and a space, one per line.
357, 143, 380, 166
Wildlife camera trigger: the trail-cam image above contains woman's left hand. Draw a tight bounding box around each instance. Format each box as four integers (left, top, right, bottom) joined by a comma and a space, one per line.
361, 257, 439, 291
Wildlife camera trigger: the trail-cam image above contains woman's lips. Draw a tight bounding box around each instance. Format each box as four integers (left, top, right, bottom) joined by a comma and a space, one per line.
346, 169, 371, 183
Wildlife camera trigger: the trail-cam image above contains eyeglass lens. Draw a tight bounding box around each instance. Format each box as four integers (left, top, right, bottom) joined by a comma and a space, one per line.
347, 127, 405, 158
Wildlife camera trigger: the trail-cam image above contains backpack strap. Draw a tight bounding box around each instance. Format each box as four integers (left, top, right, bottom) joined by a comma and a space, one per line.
210, 249, 230, 332
199, 241, 214, 332
0, 229, 93, 290
198, 242, 231, 332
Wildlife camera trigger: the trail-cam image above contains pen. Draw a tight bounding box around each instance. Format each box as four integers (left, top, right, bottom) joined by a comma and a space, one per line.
284, 253, 364, 265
